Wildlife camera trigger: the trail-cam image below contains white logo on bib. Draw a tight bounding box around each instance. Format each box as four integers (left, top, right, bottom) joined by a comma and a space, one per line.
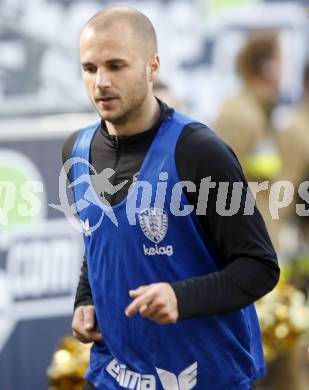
156, 362, 198, 390
138, 208, 168, 244
106, 358, 198, 389
81, 218, 91, 236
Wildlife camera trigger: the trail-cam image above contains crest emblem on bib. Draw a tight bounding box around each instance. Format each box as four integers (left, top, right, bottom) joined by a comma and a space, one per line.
138, 208, 168, 244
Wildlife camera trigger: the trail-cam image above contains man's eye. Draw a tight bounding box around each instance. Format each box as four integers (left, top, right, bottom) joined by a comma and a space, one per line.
109, 64, 123, 71
84, 66, 96, 74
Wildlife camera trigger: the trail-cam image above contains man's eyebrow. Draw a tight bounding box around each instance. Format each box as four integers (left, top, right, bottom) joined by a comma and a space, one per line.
81, 62, 94, 67
105, 58, 128, 64
81, 59, 128, 66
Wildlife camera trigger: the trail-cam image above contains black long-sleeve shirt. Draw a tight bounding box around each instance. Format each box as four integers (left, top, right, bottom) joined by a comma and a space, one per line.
63, 101, 279, 320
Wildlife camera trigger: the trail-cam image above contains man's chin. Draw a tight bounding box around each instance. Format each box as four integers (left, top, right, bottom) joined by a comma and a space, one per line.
98, 110, 119, 123
100, 111, 128, 125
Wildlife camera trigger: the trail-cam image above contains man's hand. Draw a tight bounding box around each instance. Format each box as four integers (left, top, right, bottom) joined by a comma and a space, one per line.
72, 305, 103, 343
125, 283, 179, 324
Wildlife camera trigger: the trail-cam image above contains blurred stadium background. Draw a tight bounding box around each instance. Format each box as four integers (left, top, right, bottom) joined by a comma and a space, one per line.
0, 0, 309, 389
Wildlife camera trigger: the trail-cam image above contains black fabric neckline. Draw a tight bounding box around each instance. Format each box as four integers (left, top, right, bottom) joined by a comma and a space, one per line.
99, 100, 172, 147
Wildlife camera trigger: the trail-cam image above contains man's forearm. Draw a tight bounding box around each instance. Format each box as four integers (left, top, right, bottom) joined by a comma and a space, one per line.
171, 257, 279, 319
75, 253, 279, 319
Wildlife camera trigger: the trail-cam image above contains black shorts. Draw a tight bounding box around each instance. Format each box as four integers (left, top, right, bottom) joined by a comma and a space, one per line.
83, 382, 96, 390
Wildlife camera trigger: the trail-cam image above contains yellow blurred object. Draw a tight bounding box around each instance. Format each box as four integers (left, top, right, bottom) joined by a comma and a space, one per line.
255, 282, 309, 363
47, 337, 92, 390
243, 151, 283, 180
207, 0, 259, 14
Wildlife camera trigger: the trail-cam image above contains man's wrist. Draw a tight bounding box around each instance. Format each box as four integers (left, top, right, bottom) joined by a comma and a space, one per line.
74, 299, 94, 312
170, 281, 187, 320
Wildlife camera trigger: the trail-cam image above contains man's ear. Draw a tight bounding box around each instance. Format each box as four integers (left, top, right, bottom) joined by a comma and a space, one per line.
148, 54, 160, 82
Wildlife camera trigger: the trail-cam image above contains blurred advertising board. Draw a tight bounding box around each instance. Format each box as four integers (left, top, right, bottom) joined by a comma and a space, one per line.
0, 114, 96, 390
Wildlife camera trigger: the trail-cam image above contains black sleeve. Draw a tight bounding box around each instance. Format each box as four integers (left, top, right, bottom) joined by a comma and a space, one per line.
171, 124, 280, 319
74, 256, 94, 310
63, 130, 94, 309
62, 129, 81, 182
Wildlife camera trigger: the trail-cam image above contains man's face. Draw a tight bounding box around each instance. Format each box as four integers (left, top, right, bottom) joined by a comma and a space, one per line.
80, 24, 154, 124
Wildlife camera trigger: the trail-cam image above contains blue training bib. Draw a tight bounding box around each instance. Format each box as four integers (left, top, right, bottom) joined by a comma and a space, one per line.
71, 111, 265, 390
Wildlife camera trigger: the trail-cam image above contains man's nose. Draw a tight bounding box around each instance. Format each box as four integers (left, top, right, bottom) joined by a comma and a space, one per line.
95, 70, 112, 89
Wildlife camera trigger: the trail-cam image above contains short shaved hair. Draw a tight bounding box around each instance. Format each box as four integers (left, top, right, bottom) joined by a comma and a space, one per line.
82, 6, 158, 58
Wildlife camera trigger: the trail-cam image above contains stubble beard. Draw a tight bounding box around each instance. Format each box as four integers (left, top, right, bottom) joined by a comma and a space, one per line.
99, 76, 148, 126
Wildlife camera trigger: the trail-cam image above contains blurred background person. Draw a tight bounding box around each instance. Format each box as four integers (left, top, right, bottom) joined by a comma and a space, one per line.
214, 31, 283, 251
153, 79, 184, 111
278, 64, 309, 249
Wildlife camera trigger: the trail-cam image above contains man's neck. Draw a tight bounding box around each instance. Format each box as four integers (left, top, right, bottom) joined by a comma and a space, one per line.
105, 96, 161, 137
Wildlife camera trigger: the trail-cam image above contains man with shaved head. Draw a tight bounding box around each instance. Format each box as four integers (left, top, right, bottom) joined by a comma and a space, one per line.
84, 7, 158, 56
64, 6, 279, 390
79, 7, 159, 132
